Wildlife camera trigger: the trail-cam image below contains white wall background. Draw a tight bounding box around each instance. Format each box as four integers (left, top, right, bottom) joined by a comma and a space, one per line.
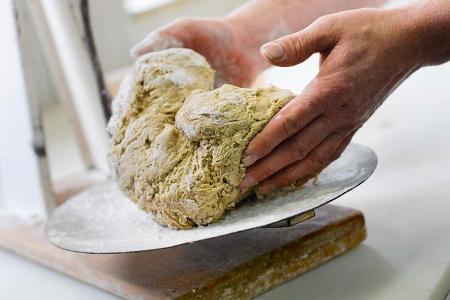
90, 0, 248, 72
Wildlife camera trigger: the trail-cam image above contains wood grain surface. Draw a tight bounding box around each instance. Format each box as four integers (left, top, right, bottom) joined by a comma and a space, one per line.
0, 205, 366, 299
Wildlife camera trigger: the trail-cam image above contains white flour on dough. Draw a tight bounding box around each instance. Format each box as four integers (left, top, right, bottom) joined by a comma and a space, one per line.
108, 48, 294, 229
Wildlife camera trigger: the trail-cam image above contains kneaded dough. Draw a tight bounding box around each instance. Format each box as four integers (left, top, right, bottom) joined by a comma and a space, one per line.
108, 48, 294, 229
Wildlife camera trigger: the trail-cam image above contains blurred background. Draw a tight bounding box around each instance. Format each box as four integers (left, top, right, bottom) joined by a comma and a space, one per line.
0, 0, 449, 299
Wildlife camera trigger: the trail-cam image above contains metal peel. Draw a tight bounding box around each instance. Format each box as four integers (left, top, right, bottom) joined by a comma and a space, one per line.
46, 143, 377, 254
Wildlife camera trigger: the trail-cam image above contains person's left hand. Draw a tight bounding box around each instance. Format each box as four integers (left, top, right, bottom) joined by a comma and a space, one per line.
130, 17, 268, 87
239, 6, 424, 194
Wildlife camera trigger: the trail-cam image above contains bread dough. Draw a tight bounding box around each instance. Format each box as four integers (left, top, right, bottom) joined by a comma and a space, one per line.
108, 48, 294, 229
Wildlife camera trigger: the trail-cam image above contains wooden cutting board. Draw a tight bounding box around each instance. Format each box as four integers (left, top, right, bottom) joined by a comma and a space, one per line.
0, 205, 365, 299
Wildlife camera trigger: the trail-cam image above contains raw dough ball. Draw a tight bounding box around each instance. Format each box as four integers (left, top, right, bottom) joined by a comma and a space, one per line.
108, 48, 294, 229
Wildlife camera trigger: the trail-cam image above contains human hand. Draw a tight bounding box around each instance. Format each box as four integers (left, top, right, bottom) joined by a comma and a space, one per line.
130, 17, 268, 86
240, 6, 427, 194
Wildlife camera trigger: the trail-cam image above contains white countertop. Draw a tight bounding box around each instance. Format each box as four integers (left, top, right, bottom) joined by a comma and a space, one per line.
1, 49, 450, 300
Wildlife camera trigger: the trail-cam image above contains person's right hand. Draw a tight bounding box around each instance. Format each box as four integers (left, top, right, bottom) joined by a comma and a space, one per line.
239, 1, 450, 194
130, 17, 267, 87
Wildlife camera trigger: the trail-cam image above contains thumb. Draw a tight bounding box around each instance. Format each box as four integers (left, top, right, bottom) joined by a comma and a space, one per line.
260, 18, 338, 67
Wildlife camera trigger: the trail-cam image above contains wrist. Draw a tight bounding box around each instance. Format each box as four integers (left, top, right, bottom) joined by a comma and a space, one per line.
401, 0, 450, 66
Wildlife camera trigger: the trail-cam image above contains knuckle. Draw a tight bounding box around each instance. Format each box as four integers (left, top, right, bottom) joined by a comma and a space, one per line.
324, 74, 348, 94
277, 33, 307, 63
310, 152, 329, 168
338, 51, 354, 68
331, 148, 345, 161
315, 15, 333, 28
339, 107, 356, 121
251, 134, 272, 156
164, 17, 196, 35
291, 34, 307, 59
333, 131, 348, 140
293, 95, 317, 118
282, 168, 299, 185
315, 16, 328, 26
302, 157, 321, 175
172, 17, 201, 32
314, 15, 340, 37
308, 80, 344, 111
321, 115, 338, 129
331, 153, 341, 162
174, 16, 194, 25
277, 114, 299, 139
327, 107, 359, 130
253, 163, 275, 182
271, 181, 287, 191
296, 177, 310, 186
289, 142, 308, 160
335, 121, 356, 133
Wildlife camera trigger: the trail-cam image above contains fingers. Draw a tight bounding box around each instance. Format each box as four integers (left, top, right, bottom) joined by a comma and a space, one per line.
130, 30, 184, 57
130, 18, 196, 57
260, 17, 338, 67
239, 115, 330, 190
242, 88, 322, 168
256, 132, 347, 194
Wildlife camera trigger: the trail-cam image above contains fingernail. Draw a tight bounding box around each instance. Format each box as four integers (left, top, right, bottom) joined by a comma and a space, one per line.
239, 175, 257, 191
261, 42, 285, 61
242, 154, 259, 167
257, 184, 275, 194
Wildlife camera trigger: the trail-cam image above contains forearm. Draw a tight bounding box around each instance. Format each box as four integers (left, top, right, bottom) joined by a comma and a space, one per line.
408, 0, 450, 66
225, 0, 386, 53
